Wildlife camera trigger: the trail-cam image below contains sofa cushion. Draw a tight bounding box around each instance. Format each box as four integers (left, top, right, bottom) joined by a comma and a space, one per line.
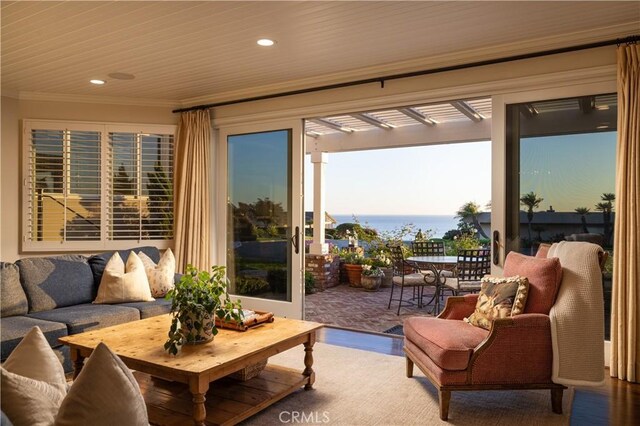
0, 263, 28, 317
28, 304, 140, 335
503, 252, 563, 315
1, 316, 68, 362
404, 317, 488, 371
15, 255, 95, 312
89, 246, 160, 291
119, 298, 172, 319
465, 275, 529, 330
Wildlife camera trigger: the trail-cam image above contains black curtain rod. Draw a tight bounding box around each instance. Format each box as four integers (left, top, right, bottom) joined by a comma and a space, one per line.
172, 34, 639, 114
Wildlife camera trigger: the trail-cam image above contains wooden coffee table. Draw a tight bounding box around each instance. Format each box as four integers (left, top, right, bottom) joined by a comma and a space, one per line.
59, 314, 323, 426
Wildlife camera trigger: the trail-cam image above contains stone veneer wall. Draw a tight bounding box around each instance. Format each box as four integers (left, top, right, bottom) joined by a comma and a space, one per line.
305, 253, 340, 292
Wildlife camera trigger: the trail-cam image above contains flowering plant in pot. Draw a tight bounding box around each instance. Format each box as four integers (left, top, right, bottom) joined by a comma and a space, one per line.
341, 251, 366, 287
361, 264, 384, 292
164, 265, 243, 355
370, 251, 393, 288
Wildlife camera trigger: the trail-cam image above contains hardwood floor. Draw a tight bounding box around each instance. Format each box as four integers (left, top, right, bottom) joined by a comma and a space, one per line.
318, 326, 640, 425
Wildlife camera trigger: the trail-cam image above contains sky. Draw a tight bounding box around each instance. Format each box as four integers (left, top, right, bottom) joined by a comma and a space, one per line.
304, 141, 492, 216
520, 132, 616, 212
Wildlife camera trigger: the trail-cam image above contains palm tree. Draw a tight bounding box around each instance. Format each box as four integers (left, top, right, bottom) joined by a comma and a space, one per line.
455, 201, 488, 239
574, 207, 590, 233
520, 191, 544, 244
595, 193, 615, 246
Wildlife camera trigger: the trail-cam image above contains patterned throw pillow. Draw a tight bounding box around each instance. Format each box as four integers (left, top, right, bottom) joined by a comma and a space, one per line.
138, 248, 176, 297
465, 275, 529, 330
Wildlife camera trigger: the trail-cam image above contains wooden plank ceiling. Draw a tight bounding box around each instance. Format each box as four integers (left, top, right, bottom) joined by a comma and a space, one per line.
1, 1, 638, 104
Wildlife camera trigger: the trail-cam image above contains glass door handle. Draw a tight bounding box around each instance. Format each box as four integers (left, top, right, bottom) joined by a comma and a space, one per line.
291, 226, 300, 254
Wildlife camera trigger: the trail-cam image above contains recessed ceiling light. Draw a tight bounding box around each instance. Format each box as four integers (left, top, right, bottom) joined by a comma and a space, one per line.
90, 79, 106, 85
257, 38, 275, 47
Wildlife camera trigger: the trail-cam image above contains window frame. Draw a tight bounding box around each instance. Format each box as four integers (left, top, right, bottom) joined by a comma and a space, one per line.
22, 119, 176, 252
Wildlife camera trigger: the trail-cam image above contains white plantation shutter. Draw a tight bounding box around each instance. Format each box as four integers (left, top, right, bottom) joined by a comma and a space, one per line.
25, 127, 102, 245
108, 131, 174, 241
23, 121, 175, 251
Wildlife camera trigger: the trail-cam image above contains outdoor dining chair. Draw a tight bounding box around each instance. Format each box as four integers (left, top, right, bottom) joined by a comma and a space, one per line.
387, 245, 437, 315
443, 248, 491, 295
412, 240, 445, 256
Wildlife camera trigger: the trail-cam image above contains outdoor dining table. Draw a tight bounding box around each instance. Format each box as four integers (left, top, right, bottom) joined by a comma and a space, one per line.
407, 255, 458, 315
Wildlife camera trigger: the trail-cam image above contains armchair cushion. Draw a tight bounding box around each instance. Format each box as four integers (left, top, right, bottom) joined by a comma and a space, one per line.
503, 252, 562, 314
404, 317, 488, 371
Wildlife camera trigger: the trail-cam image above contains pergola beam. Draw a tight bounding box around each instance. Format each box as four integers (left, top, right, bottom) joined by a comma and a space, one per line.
306, 118, 491, 154
352, 113, 394, 129
450, 100, 483, 122
398, 107, 437, 126
307, 118, 353, 133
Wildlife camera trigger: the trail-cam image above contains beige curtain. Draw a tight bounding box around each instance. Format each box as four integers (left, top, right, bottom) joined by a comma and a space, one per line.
610, 43, 640, 382
174, 109, 212, 272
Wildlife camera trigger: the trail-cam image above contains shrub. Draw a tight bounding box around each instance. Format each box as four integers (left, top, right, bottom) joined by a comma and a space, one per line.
235, 275, 270, 296
305, 272, 316, 294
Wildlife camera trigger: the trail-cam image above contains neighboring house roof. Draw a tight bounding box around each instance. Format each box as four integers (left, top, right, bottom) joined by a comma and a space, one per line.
305, 211, 337, 225
476, 211, 614, 225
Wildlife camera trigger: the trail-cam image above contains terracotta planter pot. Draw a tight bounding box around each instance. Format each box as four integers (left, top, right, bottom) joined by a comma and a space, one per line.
344, 264, 363, 287
361, 275, 382, 292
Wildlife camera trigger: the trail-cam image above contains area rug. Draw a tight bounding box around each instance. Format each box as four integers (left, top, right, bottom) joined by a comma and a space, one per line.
241, 343, 573, 425
383, 324, 404, 336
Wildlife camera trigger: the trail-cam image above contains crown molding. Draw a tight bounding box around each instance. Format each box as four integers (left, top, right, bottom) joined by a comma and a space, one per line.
16, 91, 179, 108
212, 65, 616, 128
183, 22, 636, 107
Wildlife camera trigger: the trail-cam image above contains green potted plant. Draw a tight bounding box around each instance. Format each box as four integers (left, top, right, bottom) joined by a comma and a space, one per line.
360, 264, 384, 292
164, 265, 243, 355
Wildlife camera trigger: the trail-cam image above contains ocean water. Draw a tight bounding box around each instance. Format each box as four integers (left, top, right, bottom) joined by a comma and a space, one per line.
332, 214, 458, 239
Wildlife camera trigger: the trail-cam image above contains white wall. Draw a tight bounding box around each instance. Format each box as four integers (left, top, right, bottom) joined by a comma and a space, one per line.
0, 97, 177, 262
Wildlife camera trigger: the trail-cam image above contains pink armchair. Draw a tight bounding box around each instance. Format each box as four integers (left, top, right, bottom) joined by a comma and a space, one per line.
404, 243, 605, 420
404, 251, 567, 420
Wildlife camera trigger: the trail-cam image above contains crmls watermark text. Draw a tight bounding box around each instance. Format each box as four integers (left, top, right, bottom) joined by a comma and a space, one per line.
278, 411, 330, 424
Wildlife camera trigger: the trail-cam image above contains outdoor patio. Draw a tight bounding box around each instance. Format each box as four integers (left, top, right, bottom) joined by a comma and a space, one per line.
305, 284, 449, 334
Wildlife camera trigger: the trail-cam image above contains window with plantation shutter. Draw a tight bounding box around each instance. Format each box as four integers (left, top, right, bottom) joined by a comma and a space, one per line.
108, 132, 174, 241
22, 120, 175, 252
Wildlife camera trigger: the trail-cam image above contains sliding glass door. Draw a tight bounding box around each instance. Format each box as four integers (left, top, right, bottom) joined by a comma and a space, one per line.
501, 92, 617, 340
218, 120, 304, 319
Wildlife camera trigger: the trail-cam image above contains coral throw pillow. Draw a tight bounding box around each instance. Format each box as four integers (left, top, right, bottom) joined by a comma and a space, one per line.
503, 252, 562, 314
94, 252, 154, 304
465, 276, 529, 330
139, 248, 176, 297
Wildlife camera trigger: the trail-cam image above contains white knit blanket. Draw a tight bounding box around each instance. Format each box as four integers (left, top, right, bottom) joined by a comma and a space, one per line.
548, 241, 605, 386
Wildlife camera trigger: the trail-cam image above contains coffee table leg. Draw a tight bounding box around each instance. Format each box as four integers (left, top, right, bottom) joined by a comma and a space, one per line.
70, 348, 85, 379
303, 333, 316, 390
189, 377, 209, 426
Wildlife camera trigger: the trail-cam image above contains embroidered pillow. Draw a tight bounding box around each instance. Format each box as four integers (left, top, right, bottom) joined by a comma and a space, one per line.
465, 275, 529, 330
139, 248, 176, 297
94, 252, 154, 304
0, 327, 68, 426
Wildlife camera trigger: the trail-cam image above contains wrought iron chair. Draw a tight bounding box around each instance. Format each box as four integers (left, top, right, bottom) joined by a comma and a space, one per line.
412, 240, 445, 256
387, 245, 437, 315
443, 248, 491, 295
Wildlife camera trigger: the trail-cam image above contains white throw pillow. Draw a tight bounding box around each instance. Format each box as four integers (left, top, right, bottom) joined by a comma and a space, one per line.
94, 252, 154, 303
54, 342, 149, 426
0, 327, 68, 426
139, 248, 176, 297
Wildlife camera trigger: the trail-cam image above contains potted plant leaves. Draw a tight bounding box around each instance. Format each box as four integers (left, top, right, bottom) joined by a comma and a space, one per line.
164, 265, 243, 355
360, 264, 384, 292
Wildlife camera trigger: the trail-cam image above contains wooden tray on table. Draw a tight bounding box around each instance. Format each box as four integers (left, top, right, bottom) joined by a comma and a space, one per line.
215, 310, 275, 331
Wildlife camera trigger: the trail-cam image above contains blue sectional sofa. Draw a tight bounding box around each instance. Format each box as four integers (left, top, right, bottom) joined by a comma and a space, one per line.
0, 246, 175, 372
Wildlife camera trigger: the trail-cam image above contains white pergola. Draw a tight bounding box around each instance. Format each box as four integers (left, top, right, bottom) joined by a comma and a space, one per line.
305, 97, 492, 255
